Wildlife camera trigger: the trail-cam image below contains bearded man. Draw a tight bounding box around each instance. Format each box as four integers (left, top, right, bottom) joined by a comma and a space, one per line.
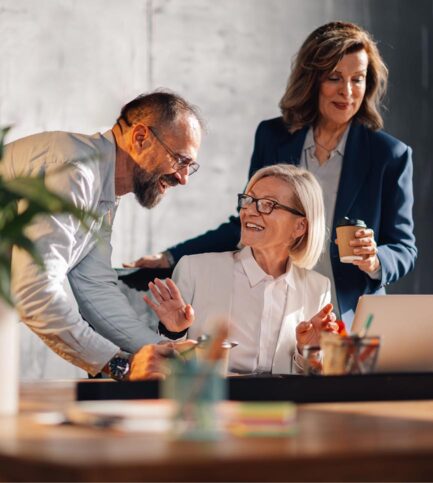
4, 91, 203, 380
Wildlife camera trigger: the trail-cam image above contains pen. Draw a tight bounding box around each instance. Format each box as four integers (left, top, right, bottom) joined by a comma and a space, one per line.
358, 313, 374, 338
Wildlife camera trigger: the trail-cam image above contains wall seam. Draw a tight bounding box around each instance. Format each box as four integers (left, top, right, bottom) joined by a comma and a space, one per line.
146, 0, 154, 254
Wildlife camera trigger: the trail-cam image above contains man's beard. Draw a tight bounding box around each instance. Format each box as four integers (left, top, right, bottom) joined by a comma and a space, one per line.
132, 164, 180, 209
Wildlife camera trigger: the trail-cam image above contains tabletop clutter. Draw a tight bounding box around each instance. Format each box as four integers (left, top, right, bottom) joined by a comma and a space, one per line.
162, 313, 380, 439
162, 318, 296, 440
64, 316, 380, 441
303, 314, 381, 376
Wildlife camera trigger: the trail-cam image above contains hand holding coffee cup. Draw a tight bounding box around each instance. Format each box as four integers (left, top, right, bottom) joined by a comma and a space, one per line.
336, 218, 366, 263
336, 218, 380, 274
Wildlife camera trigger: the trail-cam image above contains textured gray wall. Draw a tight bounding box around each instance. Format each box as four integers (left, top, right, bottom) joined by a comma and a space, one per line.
1, 0, 431, 378
112, 0, 369, 263
366, 0, 433, 295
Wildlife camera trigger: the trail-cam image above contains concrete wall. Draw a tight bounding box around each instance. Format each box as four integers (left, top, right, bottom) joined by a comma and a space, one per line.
1, 0, 430, 379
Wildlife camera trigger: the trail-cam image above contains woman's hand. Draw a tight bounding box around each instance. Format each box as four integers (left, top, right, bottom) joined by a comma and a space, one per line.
296, 303, 338, 353
143, 278, 195, 332
350, 228, 380, 274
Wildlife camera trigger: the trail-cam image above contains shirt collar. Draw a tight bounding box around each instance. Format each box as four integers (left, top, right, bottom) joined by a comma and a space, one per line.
335, 122, 351, 156
99, 130, 117, 203
304, 127, 316, 151
238, 246, 296, 289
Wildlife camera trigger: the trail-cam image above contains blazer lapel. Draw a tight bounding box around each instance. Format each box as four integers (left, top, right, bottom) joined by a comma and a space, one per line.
277, 126, 309, 166
332, 123, 371, 234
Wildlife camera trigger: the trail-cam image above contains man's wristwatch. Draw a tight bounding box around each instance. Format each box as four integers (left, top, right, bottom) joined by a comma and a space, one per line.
162, 249, 175, 268
107, 352, 132, 381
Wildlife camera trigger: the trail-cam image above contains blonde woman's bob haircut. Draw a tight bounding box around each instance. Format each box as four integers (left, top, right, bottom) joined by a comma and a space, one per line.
245, 164, 325, 270
279, 21, 388, 132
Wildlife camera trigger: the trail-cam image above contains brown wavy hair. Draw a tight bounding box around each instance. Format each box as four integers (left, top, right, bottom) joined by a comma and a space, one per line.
279, 22, 388, 132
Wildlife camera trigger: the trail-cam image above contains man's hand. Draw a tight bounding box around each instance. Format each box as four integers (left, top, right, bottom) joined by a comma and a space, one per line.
296, 303, 338, 353
123, 253, 171, 269
128, 342, 175, 381
173, 339, 199, 359
143, 278, 195, 332
128, 339, 200, 380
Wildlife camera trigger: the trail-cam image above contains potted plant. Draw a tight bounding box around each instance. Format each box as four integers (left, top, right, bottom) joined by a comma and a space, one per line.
0, 127, 92, 415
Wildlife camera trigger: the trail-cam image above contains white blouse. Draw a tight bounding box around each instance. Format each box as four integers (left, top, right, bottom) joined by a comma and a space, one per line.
229, 247, 293, 373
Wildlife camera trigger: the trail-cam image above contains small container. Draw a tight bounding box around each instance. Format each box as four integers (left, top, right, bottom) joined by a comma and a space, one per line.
336, 217, 367, 263
302, 345, 323, 375
321, 332, 381, 375
195, 338, 238, 376
162, 359, 227, 440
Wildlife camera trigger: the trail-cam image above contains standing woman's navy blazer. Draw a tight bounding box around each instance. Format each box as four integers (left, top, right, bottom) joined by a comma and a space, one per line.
169, 117, 417, 326
250, 117, 417, 324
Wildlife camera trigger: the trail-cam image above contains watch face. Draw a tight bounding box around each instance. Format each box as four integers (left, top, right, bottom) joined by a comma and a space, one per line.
109, 356, 130, 381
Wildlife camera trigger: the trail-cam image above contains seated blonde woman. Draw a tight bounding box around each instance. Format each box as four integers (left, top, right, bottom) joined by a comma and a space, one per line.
144, 164, 338, 374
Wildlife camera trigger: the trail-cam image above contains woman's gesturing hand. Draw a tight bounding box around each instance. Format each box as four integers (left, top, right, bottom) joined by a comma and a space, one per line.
143, 278, 194, 332
296, 303, 338, 353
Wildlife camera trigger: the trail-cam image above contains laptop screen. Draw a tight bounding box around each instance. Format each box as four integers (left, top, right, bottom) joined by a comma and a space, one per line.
351, 295, 433, 373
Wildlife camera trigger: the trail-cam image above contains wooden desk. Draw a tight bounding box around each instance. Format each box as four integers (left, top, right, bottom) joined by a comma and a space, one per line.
1, 381, 433, 482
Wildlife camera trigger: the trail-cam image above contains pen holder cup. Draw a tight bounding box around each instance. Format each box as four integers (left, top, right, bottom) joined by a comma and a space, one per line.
320, 332, 381, 375
194, 344, 232, 377
162, 359, 227, 440
302, 345, 323, 375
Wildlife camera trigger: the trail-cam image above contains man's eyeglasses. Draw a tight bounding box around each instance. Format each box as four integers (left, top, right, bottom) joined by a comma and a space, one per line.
148, 126, 200, 175
237, 193, 305, 217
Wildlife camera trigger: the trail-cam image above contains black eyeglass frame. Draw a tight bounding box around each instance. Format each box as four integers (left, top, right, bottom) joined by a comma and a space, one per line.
148, 126, 200, 175
237, 193, 306, 217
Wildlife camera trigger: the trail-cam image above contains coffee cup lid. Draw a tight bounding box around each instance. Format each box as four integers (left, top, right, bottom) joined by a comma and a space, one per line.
336, 217, 366, 228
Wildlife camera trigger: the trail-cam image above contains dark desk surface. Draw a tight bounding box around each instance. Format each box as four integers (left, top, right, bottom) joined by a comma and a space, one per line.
77, 372, 433, 403
2, 380, 433, 482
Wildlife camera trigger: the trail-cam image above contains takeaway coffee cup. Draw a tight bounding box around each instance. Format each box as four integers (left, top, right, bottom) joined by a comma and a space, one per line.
336, 217, 367, 263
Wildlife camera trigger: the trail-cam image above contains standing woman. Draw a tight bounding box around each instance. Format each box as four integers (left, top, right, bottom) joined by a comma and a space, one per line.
127, 22, 417, 327
246, 21, 417, 324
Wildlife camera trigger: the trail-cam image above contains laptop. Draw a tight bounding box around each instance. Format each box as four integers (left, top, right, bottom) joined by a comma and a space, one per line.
351, 295, 433, 373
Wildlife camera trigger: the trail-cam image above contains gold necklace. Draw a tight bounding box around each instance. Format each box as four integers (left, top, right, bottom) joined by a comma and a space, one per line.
313, 128, 345, 158
313, 135, 337, 155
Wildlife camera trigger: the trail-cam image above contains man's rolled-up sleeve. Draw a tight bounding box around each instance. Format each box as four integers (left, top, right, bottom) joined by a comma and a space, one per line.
11, 214, 119, 376
11, 162, 121, 376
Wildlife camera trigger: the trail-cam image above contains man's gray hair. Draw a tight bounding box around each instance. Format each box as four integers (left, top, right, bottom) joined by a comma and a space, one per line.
117, 89, 205, 131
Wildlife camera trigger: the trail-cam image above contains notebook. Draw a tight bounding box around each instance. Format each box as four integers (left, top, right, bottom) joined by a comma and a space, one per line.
351, 295, 433, 373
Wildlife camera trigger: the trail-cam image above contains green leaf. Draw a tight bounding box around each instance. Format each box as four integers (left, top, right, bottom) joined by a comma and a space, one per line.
0, 256, 13, 306
0, 126, 11, 160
